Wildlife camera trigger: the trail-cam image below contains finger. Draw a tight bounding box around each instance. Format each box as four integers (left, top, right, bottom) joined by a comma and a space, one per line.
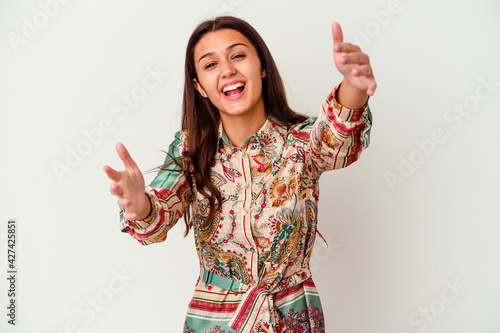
340, 52, 370, 66
103, 165, 121, 181
119, 202, 138, 221
110, 182, 123, 196
118, 198, 131, 208
123, 212, 138, 221
331, 22, 343, 51
334, 42, 361, 53
352, 64, 372, 77
368, 81, 377, 96
116, 143, 139, 169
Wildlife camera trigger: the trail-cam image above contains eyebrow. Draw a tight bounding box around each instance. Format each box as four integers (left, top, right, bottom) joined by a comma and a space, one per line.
198, 43, 248, 64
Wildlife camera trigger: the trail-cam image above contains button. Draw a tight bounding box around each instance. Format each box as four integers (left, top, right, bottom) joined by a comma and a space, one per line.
242, 151, 247, 157
243, 183, 249, 189
242, 208, 248, 215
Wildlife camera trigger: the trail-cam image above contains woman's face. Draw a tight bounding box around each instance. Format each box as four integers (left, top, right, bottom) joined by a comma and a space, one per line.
192, 28, 267, 122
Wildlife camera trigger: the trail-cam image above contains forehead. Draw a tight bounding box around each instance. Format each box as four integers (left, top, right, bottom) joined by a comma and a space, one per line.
194, 28, 256, 59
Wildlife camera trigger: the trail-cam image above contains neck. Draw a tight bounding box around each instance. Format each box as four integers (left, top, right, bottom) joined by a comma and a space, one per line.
220, 111, 267, 148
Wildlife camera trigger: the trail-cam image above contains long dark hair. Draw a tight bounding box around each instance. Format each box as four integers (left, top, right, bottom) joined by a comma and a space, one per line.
161, 16, 308, 236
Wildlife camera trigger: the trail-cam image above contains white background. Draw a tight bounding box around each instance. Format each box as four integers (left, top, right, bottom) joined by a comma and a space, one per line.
1, 0, 499, 332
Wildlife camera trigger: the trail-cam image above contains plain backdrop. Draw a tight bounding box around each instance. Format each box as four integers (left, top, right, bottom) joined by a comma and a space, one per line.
1, 0, 499, 332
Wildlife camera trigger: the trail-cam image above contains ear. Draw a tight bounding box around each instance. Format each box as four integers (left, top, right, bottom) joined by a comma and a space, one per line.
261, 70, 267, 78
192, 78, 208, 98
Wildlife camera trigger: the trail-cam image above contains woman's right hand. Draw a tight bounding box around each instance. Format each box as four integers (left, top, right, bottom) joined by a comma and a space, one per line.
103, 143, 150, 221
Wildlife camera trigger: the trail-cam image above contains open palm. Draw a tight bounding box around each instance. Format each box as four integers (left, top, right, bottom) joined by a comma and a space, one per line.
102, 143, 149, 221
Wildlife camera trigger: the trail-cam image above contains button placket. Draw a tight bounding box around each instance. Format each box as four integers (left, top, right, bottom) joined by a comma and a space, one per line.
241, 146, 258, 282
241, 148, 252, 217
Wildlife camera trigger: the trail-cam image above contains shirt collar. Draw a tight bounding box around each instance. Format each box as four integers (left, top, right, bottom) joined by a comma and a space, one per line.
217, 116, 276, 149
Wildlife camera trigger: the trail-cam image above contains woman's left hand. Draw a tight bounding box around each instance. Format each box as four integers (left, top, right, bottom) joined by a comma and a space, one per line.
332, 22, 377, 97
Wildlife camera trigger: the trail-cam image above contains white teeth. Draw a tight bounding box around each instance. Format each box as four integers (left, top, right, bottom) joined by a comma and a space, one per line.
222, 82, 244, 93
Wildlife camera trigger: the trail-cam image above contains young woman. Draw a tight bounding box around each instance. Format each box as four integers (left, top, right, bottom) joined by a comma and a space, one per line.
103, 16, 375, 333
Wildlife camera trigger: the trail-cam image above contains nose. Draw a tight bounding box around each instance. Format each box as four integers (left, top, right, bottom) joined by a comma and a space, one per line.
219, 59, 236, 77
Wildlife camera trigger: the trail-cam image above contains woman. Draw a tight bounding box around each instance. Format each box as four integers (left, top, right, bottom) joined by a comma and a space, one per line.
103, 15, 375, 333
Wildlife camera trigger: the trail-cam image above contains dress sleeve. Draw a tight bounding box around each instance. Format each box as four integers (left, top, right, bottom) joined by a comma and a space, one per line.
305, 83, 373, 172
119, 130, 192, 245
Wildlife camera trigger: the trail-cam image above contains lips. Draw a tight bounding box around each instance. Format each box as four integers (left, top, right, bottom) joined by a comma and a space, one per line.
221, 80, 246, 98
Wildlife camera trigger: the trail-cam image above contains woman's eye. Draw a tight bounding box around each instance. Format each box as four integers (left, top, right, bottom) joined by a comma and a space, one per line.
204, 62, 216, 69
233, 54, 245, 60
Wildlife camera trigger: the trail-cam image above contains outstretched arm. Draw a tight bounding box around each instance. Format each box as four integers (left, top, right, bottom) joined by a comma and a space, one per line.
103, 131, 192, 245
331, 22, 377, 109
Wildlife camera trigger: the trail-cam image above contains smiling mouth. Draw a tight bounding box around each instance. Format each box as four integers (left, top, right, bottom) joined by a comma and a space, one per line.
222, 82, 245, 96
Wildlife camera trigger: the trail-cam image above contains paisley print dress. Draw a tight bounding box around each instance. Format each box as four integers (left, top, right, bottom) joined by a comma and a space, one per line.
120, 85, 372, 332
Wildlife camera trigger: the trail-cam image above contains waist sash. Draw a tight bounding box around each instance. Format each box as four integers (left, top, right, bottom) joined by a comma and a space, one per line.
200, 267, 286, 333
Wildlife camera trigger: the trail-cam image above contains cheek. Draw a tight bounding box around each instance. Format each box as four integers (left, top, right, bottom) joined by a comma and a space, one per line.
196, 78, 217, 99
205, 77, 220, 96
251, 75, 264, 96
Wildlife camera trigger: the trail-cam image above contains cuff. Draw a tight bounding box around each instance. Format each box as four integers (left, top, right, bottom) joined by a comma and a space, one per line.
327, 84, 369, 123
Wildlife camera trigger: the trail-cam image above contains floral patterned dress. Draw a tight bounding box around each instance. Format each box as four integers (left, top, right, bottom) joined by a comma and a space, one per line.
120, 84, 372, 333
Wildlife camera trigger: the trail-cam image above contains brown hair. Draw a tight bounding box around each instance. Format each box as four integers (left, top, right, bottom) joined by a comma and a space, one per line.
161, 16, 308, 236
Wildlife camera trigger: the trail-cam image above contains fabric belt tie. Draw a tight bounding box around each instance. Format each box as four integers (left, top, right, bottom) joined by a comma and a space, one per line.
200, 267, 285, 333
